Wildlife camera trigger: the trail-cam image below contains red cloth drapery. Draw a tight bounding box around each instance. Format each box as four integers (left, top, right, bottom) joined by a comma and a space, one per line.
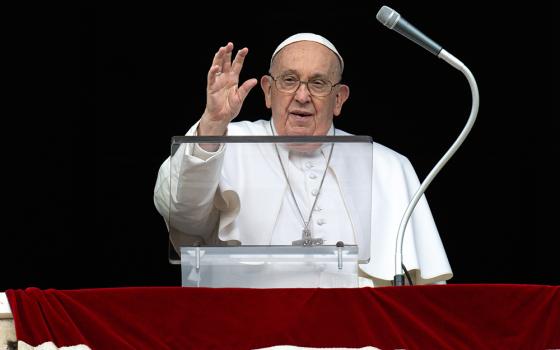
6, 284, 560, 349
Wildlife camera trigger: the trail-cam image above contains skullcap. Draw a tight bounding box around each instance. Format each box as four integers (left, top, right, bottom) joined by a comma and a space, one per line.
270, 33, 344, 72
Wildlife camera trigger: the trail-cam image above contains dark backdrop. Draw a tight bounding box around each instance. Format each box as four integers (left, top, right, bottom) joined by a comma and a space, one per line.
4, 3, 549, 290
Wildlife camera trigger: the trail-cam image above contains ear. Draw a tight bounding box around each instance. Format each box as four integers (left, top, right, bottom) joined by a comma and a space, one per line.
260, 75, 272, 109
333, 84, 350, 117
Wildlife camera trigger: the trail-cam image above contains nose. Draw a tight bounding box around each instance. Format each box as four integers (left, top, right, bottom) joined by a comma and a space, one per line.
294, 81, 312, 103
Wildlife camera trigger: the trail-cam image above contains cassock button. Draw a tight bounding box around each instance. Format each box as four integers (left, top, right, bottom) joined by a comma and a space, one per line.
311, 189, 319, 196
317, 218, 326, 225
309, 173, 317, 179
305, 161, 314, 169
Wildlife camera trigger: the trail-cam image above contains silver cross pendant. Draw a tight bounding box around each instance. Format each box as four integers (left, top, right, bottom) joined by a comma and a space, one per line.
292, 227, 324, 246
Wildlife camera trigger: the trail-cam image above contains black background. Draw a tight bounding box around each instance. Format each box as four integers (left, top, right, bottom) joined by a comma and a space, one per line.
3, 3, 552, 291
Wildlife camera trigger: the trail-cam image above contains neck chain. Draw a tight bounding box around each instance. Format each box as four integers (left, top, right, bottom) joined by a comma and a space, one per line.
270, 119, 335, 246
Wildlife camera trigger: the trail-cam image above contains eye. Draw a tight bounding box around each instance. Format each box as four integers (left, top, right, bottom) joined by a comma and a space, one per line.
281, 75, 299, 85
310, 79, 328, 89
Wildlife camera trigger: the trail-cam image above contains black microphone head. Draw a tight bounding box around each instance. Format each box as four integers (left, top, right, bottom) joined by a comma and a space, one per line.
376, 6, 400, 29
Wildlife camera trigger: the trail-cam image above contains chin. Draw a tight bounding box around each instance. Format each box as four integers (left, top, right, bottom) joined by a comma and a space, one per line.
283, 124, 316, 136
286, 130, 313, 137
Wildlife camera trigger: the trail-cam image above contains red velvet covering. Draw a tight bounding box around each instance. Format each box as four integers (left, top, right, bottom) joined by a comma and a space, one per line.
6, 284, 560, 349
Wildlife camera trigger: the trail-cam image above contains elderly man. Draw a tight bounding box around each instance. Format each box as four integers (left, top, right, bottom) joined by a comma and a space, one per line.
154, 33, 452, 286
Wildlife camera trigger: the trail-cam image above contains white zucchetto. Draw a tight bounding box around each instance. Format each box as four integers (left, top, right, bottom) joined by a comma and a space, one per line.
270, 33, 344, 72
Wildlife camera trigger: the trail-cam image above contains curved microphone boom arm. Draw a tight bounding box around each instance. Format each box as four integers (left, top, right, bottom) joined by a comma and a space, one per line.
375, 6, 480, 286
394, 50, 479, 286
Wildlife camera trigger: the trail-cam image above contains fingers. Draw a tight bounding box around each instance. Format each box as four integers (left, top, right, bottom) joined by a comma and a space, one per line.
207, 64, 222, 86
206, 43, 255, 102
237, 78, 258, 102
209, 43, 250, 77
231, 47, 249, 76
222, 43, 233, 74
210, 42, 233, 74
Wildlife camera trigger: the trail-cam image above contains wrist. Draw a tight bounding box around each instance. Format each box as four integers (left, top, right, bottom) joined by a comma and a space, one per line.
196, 118, 227, 152
197, 116, 228, 136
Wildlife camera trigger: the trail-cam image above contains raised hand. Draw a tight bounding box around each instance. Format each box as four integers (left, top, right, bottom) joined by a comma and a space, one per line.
198, 42, 258, 136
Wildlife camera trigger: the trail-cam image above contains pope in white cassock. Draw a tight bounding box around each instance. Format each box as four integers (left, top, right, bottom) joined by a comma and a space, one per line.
153, 33, 453, 286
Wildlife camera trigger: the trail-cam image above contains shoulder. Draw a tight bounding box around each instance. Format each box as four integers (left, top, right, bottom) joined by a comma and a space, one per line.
371, 141, 417, 177
372, 141, 407, 160
336, 127, 411, 166
373, 141, 413, 167
335, 126, 412, 166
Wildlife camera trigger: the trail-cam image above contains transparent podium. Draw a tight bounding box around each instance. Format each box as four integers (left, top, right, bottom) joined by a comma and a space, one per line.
180, 244, 359, 288
167, 133, 373, 288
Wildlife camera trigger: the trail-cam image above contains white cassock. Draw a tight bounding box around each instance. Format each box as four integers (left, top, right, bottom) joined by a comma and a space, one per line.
154, 119, 452, 286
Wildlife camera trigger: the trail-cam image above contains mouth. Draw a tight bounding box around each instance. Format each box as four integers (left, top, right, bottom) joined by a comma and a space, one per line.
288, 110, 314, 121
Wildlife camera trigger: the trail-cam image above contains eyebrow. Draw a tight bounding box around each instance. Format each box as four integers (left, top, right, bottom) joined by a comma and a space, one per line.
279, 70, 331, 80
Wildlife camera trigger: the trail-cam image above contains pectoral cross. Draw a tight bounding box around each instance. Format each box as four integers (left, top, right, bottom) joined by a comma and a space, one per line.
292, 227, 324, 246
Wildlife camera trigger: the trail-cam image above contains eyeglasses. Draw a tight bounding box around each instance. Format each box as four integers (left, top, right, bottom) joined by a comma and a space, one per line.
269, 73, 341, 97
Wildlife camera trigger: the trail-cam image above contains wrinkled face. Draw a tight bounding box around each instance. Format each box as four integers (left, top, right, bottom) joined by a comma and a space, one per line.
260, 41, 349, 136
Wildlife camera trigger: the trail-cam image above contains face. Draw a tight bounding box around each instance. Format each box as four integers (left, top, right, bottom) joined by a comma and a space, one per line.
260, 41, 349, 136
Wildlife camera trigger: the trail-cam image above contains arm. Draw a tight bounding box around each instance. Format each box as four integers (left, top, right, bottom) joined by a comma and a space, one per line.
154, 134, 225, 247
154, 43, 257, 248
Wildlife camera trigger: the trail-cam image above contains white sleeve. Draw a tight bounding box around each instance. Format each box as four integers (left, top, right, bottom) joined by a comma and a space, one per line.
153, 121, 228, 248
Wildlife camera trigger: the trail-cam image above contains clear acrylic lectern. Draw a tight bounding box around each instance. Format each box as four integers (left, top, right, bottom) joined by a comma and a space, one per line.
180, 245, 359, 288
165, 134, 373, 288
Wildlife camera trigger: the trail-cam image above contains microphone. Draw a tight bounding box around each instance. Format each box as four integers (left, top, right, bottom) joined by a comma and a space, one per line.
376, 6, 480, 286
376, 6, 442, 56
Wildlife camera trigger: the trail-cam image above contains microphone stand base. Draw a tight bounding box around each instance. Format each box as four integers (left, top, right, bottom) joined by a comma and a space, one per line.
393, 274, 405, 286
